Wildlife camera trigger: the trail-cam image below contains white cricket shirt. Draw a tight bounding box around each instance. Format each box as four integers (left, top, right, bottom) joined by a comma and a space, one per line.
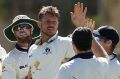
105, 54, 120, 79
56, 53, 108, 79
2, 45, 29, 79
28, 33, 75, 79
0, 45, 7, 78
0, 45, 7, 61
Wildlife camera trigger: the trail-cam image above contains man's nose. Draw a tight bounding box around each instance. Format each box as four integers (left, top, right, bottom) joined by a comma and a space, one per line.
18, 27, 25, 31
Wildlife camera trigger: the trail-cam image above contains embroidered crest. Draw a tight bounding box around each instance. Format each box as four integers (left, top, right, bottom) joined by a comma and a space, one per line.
43, 47, 52, 55
34, 60, 40, 70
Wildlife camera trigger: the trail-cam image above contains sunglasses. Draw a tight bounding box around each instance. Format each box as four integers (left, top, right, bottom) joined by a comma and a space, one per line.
12, 24, 32, 31
94, 35, 110, 43
95, 36, 100, 41
93, 34, 100, 41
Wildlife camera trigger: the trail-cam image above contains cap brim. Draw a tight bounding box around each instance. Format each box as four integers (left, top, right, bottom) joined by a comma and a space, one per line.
93, 30, 100, 36
4, 19, 40, 42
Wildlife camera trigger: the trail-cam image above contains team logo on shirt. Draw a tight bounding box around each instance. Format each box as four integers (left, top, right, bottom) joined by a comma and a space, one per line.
19, 65, 28, 69
43, 47, 52, 55
34, 60, 40, 70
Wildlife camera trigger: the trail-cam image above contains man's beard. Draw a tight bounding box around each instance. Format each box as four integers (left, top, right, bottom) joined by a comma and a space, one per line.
41, 30, 56, 37
17, 36, 32, 43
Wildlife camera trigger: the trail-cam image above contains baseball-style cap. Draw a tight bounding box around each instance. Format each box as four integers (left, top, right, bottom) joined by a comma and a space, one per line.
4, 15, 40, 42
93, 26, 119, 45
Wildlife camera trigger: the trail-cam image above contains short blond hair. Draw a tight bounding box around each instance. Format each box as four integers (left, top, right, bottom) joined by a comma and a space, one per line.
38, 6, 60, 20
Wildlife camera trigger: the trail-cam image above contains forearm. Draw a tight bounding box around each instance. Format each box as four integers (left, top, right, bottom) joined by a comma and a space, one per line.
26, 69, 32, 79
92, 36, 108, 58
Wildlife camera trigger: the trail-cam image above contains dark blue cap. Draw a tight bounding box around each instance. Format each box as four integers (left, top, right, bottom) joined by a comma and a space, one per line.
93, 26, 119, 45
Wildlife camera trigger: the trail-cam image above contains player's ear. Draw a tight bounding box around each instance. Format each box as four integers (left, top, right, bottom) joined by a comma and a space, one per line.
106, 40, 112, 46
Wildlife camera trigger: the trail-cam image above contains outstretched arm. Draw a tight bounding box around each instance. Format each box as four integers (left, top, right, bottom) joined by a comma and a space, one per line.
85, 19, 108, 58
70, 2, 108, 58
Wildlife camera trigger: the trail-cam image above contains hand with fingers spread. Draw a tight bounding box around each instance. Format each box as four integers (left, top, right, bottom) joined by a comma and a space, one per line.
85, 18, 95, 31
70, 2, 87, 27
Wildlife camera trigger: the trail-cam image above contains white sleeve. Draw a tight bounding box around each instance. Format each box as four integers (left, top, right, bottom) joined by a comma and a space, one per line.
28, 44, 36, 69
2, 56, 16, 79
0, 45, 7, 61
55, 64, 71, 79
65, 39, 75, 58
96, 57, 109, 65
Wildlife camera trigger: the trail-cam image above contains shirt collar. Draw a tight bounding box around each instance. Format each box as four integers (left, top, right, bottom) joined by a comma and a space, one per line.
15, 44, 28, 52
47, 31, 58, 43
36, 31, 58, 45
15, 41, 34, 52
109, 53, 116, 61
69, 51, 93, 61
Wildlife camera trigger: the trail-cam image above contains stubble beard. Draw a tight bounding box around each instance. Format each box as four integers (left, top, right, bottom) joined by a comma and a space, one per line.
17, 36, 32, 43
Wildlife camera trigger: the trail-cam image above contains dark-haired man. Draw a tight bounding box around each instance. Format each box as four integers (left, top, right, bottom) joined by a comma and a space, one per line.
93, 25, 120, 79
56, 27, 109, 79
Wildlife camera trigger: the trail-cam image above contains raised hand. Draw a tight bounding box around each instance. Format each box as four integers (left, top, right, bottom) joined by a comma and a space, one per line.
70, 2, 87, 27
85, 18, 95, 31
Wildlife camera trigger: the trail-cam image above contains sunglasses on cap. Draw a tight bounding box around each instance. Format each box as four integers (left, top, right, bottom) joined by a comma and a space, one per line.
12, 23, 33, 32
93, 33, 100, 41
94, 34, 110, 42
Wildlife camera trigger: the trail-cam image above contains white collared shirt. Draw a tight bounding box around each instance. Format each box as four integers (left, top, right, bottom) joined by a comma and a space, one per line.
28, 33, 75, 79
2, 48, 29, 79
56, 57, 108, 79
0, 45, 7, 62
105, 54, 120, 79
0, 45, 7, 78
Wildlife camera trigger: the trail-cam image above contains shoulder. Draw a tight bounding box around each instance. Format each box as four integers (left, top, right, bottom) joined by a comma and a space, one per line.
57, 36, 72, 42
56, 36, 72, 45
56, 61, 73, 79
58, 62, 71, 74
0, 45, 7, 54
92, 57, 109, 68
0, 45, 6, 53
3, 48, 18, 64
0, 46, 7, 61
60, 60, 74, 70
29, 44, 38, 50
28, 44, 38, 56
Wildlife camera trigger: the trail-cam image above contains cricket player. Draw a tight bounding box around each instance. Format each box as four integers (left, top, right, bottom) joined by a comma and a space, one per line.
56, 27, 109, 79
27, 2, 87, 79
93, 26, 120, 79
2, 15, 40, 79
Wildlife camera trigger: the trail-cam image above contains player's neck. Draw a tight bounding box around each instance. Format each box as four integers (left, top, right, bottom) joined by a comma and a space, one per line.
17, 40, 32, 48
40, 34, 53, 44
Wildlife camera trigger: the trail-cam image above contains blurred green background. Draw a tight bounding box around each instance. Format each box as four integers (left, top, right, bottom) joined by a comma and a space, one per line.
0, 0, 120, 57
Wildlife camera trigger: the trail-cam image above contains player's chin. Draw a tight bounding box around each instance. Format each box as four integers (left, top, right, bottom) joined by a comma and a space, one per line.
48, 31, 57, 36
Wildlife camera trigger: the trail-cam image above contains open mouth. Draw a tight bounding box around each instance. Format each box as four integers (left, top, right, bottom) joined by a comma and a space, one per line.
47, 27, 54, 30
